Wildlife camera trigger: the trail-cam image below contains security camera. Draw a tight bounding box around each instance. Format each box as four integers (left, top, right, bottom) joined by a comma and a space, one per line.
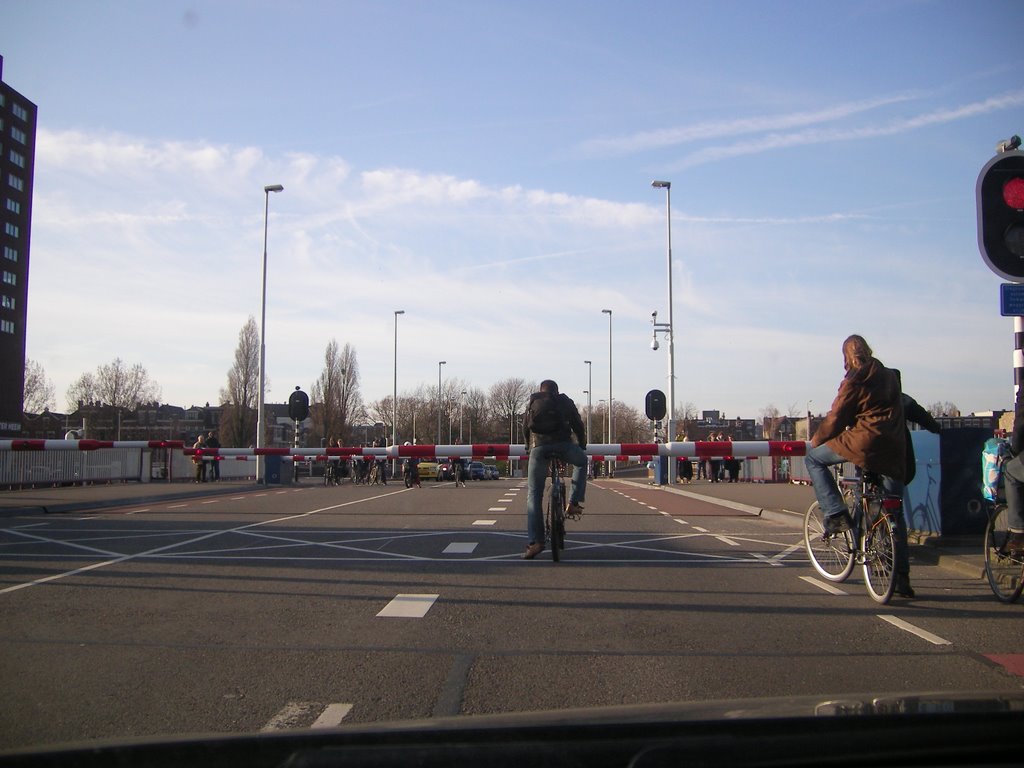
997, 135, 1022, 153
651, 311, 658, 321
651, 338, 660, 351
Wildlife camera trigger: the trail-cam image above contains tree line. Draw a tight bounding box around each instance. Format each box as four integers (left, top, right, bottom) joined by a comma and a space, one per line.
22, 317, 963, 447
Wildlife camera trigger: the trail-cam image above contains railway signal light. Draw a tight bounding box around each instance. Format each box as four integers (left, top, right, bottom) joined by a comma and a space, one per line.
977, 141, 1024, 281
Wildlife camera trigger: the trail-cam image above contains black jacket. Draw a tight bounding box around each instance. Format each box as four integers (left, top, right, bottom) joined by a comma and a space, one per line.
523, 392, 586, 449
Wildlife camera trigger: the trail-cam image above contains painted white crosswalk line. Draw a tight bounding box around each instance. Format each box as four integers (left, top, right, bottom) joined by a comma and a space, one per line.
877, 615, 951, 645
473, 520, 497, 526
310, 703, 354, 728
488, 507, 507, 512
799, 575, 849, 596
443, 542, 478, 554
377, 594, 439, 618
262, 702, 354, 731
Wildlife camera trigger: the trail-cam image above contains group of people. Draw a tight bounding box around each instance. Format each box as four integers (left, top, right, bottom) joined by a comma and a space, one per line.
190, 430, 221, 483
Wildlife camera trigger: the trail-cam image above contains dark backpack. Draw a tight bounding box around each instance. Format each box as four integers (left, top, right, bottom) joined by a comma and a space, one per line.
528, 392, 567, 435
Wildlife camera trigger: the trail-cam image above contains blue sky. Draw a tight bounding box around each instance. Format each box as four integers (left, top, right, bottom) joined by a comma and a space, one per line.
3, 0, 1024, 425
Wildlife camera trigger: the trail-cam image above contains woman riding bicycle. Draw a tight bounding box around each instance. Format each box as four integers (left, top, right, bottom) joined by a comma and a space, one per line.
805, 336, 908, 586
995, 401, 1024, 555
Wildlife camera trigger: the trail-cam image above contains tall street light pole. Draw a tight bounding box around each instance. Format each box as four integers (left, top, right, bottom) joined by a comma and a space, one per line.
602, 309, 613, 477
257, 183, 283, 484
392, 310, 404, 476
652, 180, 676, 483
437, 361, 446, 444
584, 359, 593, 474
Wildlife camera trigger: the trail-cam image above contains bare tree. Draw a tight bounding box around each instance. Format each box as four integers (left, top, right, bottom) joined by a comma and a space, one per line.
66, 358, 161, 411
219, 316, 260, 447
761, 404, 783, 440
23, 359, 55, 413
310, 339, 346, 445
928, 401, 960, 418
337, 343, 364, 443
488, 377, 534, 444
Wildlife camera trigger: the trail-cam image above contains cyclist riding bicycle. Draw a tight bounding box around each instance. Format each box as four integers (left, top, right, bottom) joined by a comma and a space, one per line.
805, 335, 909, 592
521, 379, 588, 560
995, 401, 1024, 554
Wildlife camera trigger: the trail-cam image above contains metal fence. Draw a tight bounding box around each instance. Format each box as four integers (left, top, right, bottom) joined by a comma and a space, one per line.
0, 447, 146, 487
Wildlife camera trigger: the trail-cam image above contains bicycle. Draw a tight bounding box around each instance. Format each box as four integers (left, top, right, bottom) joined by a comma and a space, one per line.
803, 467, 900, 604
983, 498, 1024, 603
452, 460, 466, 488
544, 458, 583, 562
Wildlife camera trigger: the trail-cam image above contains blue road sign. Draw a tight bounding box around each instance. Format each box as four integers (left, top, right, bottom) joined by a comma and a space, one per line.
1000, 283, 1024, 316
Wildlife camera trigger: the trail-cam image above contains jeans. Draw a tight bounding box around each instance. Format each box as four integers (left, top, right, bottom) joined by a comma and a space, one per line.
526, 441, 588, 546
804, 443, 849, 519
1000, 454, 1024, 531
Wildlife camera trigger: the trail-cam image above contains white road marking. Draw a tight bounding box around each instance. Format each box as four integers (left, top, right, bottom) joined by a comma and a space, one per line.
443, 543, 478, 554
0, 491, 410, 595
473, 520, 497, 526
310, 703, 353, 728
799, 575, 849, 596
487, 507, 506, 512
877, 615, 951, 645
692, 526, 708, 533
714, 535, 740, 547
377, 594, 439, 618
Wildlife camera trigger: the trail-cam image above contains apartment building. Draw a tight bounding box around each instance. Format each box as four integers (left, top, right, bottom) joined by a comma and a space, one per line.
0, 56, 37, 436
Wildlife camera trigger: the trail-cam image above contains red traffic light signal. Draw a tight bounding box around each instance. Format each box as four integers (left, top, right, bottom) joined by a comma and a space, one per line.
288, 387, 310, 422
645, 389, 666, 421
977, 148, 1024, 280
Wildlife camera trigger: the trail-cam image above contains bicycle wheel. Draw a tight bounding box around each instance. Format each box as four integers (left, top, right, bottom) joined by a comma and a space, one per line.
546, 481, 565, 562
862, 512, 896, 604
804, 501, 855, 582
984, 504, 1024, 603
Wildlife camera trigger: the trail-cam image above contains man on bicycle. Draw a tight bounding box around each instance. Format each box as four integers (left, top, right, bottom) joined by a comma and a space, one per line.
805, 335, 906, 545
522, 379, 588, 560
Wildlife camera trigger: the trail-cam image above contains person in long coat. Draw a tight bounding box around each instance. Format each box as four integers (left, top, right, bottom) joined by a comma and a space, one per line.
805, 335, 905, 534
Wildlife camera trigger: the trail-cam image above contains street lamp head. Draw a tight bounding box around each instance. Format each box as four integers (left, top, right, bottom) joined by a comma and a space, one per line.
264, 184, 284, 193
651, 180, 671, 189
602, 308, 612, 315
584, 359, 591, 365
651, 337, 660, 351
395, 309, 405, 316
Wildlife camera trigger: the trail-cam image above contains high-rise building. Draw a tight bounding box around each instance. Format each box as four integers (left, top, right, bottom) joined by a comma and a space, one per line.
0, 56, 37, 436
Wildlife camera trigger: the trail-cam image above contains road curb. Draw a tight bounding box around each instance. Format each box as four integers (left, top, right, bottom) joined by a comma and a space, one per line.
0, 483, 263, 517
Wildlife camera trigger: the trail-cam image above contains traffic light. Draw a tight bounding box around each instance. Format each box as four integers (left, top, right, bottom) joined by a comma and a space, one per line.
645, 389, 666, 421
288, 387, 309, 421
977, 143, 1024, 281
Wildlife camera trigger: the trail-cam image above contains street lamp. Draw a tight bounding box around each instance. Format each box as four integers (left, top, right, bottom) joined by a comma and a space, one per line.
602, 309, 613, 476
437, 361, 446, 444
584, 360, 593, 468
460, 390, 467, 442
392, 310, 404, 475
256, 183, 284, 484
652, 179, 677, 483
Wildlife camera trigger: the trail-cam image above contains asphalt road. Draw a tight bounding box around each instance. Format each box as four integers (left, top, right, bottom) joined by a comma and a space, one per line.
1, 476, 1021, 751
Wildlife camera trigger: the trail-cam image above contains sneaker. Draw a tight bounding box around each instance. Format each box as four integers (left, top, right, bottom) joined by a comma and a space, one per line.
567, 502, 584, 518
823, 513, 850, 536
522, 542, 544, 560
894, 574, 916, 598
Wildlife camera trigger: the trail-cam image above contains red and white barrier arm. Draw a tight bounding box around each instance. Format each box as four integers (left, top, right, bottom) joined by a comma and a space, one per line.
2, 440, 808, 458
0, 439, 186, 451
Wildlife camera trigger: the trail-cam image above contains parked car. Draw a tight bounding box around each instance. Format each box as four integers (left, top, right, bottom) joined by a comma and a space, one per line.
468, 461, 486, 481
484, 464, 499, 480
418, 461, 440, 480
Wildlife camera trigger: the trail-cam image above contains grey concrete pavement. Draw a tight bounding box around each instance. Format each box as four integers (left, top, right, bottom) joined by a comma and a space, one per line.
0, 473, 987, 582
